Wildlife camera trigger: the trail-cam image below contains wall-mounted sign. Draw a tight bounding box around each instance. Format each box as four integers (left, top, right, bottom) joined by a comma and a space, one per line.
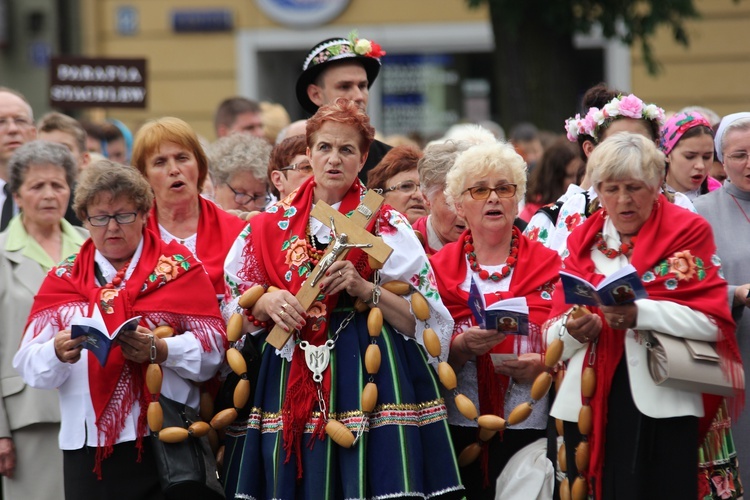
49, 57, 147, 109
255, 0, 351, 29
116, 6, 139, 36
172, 9, 233, 33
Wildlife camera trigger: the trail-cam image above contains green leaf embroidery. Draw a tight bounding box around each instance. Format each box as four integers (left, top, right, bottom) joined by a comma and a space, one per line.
290, 235, 299, 243
281, 240, 291, 251
656, 261, 669, 276
697, 269, 706, 281
174, 254, 185, 262
181, 262, 190, 271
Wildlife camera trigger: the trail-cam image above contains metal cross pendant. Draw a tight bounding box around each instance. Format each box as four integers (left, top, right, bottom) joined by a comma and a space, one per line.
299, 339, 336, 382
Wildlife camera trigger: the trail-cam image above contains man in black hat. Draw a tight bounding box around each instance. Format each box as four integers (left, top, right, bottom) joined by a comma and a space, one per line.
296, 34, 391, 181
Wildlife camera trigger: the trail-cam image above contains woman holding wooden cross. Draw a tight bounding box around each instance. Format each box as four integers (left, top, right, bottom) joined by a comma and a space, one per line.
221, 98, 463, 499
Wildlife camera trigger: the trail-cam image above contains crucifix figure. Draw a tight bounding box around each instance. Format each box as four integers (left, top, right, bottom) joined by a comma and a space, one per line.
310, 216, 373, 287
265, 190, 393, 350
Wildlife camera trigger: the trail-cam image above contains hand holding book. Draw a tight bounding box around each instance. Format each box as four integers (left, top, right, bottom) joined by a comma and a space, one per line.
71, 315, 142, 366
560, 264, 647, 307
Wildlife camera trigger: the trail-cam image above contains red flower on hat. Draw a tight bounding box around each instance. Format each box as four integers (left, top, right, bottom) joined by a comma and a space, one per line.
368, 41, 386, 58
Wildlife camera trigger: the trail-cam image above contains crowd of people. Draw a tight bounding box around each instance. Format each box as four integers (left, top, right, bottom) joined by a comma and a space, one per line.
0, 30, 747, 500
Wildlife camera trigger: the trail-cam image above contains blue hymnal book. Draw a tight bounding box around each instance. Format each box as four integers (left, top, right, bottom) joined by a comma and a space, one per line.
467, 277, 529, 335
71, 315, 142, 366
560, 264, 647, 307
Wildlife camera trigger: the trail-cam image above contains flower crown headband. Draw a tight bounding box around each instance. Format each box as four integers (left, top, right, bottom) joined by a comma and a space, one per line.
565, 94, 665, 142
302, 30, 386, 72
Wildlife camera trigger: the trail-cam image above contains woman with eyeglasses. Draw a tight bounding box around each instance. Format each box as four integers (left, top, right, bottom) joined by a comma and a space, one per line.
208, 133, 272, 212
132, 116, 247, 299
0, 141, 86, 499
695, 112, 750, 480
14, 160, 225, 499
366, 144, 427, 224
429, 141, 561, 499
268, 134, 313, 200
547, 133, 742, 500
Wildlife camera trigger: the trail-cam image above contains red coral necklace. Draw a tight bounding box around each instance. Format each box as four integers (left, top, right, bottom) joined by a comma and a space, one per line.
594, 232, 635, 259
103, 260, 131, 289
464, 232, 519, 282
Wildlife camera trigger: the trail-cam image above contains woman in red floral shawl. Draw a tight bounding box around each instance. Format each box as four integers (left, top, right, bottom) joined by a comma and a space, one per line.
546, 133, 742, 500
221, 99, 463, 499
131, 116, 248, 299
429, 141, 561, 499
13, 161, 226, 500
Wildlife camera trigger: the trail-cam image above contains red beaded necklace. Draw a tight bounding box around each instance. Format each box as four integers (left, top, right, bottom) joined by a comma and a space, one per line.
464, 232, 519, 282
104, 260, 131, 289
594, 232, 635, 259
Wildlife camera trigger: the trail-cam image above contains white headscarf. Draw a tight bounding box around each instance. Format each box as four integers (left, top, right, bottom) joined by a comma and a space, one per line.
714, 112, 750, 163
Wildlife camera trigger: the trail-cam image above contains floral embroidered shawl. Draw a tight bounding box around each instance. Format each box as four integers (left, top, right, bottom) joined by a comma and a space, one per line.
548, 194, 742, 499
26, 228, 225, 474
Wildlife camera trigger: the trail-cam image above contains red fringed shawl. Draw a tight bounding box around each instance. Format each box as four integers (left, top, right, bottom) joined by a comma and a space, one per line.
26, 228, 226, 476
239, 176, 377, 476
430, 227, 561, 418
548, 195, 742, 500
146, 196, 247, 295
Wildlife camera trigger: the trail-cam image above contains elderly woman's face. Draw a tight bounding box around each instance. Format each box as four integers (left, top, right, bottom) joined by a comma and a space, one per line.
144, 142, 200, 205
309, 121, 365, 202
84, 194, 147, 269
13, 163, 70, 229
722, 128, 750, 192
426, 189, 465, 245
215, 171, 269, 212
455, 170, 518, 238
383, 168, 427, 224
597, 179, 659, 237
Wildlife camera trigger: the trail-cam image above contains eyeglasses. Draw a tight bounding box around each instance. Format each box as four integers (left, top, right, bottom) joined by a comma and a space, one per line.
87, 212, 138, 227
278, 162, 313, 174
462, 183, 517, 200
0, 116, 33, 131
385, 180, 421, 195
226, 183, 271, 207
725, 151, 749, 166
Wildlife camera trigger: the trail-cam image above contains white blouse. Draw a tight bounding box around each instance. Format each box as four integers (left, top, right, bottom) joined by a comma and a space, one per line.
13, 239, 225, 450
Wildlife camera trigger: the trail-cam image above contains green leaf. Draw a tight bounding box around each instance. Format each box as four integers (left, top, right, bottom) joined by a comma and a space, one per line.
281, 240, 291, 251
181, 262, 190, 271
174, 254, 185, 262
290, 235, 298, 243
698, 270, 706, 281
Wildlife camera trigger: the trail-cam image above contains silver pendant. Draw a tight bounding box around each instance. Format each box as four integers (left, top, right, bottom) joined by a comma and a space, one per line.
299, 339, 335, 382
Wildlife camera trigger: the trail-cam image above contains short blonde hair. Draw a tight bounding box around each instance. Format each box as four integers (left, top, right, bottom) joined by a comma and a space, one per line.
589, 133, 665, 193
444, 141, 527, 207
132, 117, 208, 191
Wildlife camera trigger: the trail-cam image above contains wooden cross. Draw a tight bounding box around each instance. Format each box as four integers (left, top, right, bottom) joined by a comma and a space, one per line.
266, 190, 393, 349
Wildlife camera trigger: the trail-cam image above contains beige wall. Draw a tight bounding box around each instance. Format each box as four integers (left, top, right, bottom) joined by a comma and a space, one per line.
83, 0, 750, 139
82, 0, 488, 139
632, 0, 750, 117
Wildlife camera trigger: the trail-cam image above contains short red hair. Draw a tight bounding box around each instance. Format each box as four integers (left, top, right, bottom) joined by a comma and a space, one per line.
306, 98, 375, 153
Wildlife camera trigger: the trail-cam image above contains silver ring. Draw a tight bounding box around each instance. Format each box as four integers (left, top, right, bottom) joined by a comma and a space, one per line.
281, 303, 288, 311
338, 270, 343, 278
279, 310, 286, 318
